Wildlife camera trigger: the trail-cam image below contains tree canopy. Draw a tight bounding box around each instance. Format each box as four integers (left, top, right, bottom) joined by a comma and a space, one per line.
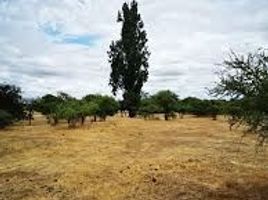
152, 90, 178, 120
0, 84, 25, 128
33, 93, 119, 128
211, 49, 268, 145
0, 84, 25, 120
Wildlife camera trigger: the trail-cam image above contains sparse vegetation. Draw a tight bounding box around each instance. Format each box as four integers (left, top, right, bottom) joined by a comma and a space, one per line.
33, 94, 119, 128
0, 1, 267, 199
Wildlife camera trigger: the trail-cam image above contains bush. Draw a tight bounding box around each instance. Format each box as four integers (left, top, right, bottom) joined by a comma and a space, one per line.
0, 110, 13, 129
0, 84, 25, 120
139, 97, 160, 119
180, 98, 220, 120
79, 101, 99, 124
95, 96, 119, 121
152, 90, 178, 120
56, 100, 80, 128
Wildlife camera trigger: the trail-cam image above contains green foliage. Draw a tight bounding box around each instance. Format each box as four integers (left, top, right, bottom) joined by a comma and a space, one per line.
180, 97, 221, 119
56, 100, 80, 128
83, 94, 119, 121
33, 94, 64, 125
79, 101, 99, 118
0, 84, 25, 121
0, 84, 25, 128
152, 90, 178, 120
108, 0, 150, 118
191, 100, 214, 117
176, 101, 192, 118
57, 100, 78, 120
223, 100, 244, 130
33, 93, 118, 128
34, 94, 62, 116
57, 92, 75, 101
82, 94, 103, 102
94, 96, 119, 121
0, 110, 13, 129
138, 97, 160, 119
212, 49, 268, 144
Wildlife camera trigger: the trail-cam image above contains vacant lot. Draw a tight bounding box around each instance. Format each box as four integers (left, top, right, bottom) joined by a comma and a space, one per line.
0, 115, 267, 200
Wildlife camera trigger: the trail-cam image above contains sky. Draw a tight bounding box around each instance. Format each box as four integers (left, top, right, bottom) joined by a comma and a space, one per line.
0, 0, 267, 99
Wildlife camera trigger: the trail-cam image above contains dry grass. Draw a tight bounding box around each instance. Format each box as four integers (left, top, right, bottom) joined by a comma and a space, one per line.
0, 115, 268, 200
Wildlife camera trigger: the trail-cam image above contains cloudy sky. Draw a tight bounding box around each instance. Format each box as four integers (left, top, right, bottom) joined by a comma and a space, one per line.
0, 0, 267, 98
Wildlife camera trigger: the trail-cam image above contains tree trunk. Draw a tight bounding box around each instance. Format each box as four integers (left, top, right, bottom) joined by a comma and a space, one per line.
100, 116, 106, 121
68, 119, 76, 128
164, 113, 169, 121
81, 116, 85, 125
93, 115, 97, 122
53, 117, 58, 125
129, 110, 136, 118
47, 116, 51, 124
28, 114, 32, 126
50, 116, 58, 126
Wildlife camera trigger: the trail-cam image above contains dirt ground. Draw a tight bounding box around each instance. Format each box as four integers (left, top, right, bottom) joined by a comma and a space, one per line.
0, 115, 268, 200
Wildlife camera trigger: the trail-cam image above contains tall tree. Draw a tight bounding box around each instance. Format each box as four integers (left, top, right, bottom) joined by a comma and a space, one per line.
108, 0, 150, 118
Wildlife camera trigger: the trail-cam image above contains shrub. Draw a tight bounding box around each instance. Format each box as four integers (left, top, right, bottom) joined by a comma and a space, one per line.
0, 110, 13, 129
95, 96, 119, 121
0, 84, 25, 120
152, 90, 178, 120
139, 97, 160, 119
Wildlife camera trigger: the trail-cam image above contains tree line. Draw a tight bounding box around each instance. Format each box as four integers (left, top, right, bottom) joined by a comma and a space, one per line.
31, 93, 119, 128
0, 84, 241, 128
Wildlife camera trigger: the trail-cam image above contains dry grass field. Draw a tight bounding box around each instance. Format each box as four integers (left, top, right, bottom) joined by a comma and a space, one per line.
0, 115, 268, 200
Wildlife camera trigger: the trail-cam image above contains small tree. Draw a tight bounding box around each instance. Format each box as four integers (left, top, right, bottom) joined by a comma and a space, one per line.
79, 101, 99, 125
139, 97, 160, 119
108, 0, 150, 118
207, 100, 220, 120
152, 90, 178, 121
0, 84, 25, 121
0, 84, 25, 129
83, 94, 103, 122
180, 97, 220, 120
95, 96, 119, 121
34, 94, 62, 125
211, 49, 268, 145
0, 109, 13, 129
176, 101, 190, 119
56, 100, 80, 128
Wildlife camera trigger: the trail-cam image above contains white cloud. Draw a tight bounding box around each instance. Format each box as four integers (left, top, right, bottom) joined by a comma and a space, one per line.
0, 0, 267, 99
